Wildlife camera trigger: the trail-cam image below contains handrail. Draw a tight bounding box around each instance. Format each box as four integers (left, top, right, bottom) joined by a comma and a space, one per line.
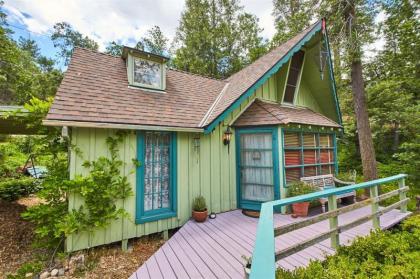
250, 174, 409, 279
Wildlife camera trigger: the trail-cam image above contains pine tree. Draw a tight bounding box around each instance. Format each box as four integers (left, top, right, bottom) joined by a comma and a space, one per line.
319, 0, 378, 189
172, 0, 266, 78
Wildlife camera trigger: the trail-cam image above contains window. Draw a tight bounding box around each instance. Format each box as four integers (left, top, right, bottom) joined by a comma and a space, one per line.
132, 56, 164, 90
283, 50, 305, 104
136, 131, 177, 223
283, 131, 336, 185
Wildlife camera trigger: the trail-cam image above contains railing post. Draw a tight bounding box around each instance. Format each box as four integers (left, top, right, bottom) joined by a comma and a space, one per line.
399, 178, 407, 213
327, 195, 339, 249
370, 185, 380, 229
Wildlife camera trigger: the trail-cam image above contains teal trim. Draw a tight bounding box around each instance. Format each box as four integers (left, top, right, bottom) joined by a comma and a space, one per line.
250, 174, 408, 279
333, 133, 338, 175
204, 21, 323, 134
135, 131, 177, 224
323, 19, 343, 126
235, 127, 280, 210
282, 129, 337, 187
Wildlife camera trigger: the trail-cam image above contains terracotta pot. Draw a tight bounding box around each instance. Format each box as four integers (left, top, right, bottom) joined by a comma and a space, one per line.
292, 202, 310, 217
192, 209, 208, 222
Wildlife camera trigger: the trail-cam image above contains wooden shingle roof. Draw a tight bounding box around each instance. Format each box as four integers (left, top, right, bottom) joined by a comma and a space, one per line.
46, 48, 226, 128
46, 21, 336, 130
233, 99, 341, 128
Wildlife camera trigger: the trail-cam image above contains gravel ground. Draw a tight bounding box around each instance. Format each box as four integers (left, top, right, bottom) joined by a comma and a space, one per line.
0, 197, 42, 278
0, 196, 165, 278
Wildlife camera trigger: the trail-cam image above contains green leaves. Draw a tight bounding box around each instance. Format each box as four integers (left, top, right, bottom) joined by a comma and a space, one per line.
172, 0, 267, 78
276, 215, 420, 278
51, 22, 99, 65
23, 133, 133, 249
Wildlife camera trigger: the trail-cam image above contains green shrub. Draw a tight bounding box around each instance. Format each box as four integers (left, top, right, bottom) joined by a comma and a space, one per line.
192, 195, 207, 211
6, 261, 44, 279
276, 215, 420, 278
287, 181, 317, 197
0, 177, 37, 201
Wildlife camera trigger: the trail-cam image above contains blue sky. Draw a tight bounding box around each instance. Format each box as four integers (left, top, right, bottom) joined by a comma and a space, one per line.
4, 0, 384, 70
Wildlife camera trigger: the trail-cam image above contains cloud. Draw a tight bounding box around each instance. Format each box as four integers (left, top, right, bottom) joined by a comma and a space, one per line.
4, 0, 276, 50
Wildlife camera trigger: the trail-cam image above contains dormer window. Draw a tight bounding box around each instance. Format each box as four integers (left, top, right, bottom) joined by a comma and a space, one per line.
133, 57, 162, 88
122, 47, 168, 91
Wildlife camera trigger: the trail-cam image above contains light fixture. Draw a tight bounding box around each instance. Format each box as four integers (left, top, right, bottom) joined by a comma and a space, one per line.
313, 39, 329, 80
193, 134, 200, 152
223, 126, 232, 153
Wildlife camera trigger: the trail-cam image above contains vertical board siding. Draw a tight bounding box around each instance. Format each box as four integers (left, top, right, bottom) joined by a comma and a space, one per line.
67, 57, 335, 251
68, 125, 238, 252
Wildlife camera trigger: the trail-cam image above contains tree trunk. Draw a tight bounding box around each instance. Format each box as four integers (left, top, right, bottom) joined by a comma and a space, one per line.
351, 59, 378, 190
343, 1, 378, 197
392, 122, 400, 153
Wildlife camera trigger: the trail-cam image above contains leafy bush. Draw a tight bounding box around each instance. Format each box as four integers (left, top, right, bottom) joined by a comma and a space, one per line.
276, 215, 420, 278
287, 181, 317, 197
0, 177, 37, 201
23, 133, 133, 249
192, 195, 207, 211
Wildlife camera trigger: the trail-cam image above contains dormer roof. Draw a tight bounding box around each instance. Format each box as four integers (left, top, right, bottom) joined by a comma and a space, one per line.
45, 19, 341, 132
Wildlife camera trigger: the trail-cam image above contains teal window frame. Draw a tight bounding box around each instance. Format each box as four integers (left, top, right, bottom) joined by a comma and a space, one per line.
281, 128, 337, 187
135, 131, 177, 224
281, 50, 305, 105
235, 126, 280, 211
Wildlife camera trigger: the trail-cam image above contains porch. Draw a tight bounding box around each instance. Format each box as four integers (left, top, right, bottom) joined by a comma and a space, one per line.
130, 204, 410, 279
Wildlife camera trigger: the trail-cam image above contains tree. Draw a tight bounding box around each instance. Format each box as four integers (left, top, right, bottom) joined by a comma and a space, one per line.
18, 37, 40, 58
172, 0, 266, 78
0, 2, 62, 105
319, 1, 378, 189
140, 25, 169, 55
105, 26, 169, 57
105, 41, 124, 56
51, 22, 99, 65
271, 0, 316, 46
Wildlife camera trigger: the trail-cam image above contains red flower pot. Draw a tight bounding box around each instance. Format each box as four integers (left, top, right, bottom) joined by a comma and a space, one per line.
292, 202, 310, 217
192, 209, 208, 222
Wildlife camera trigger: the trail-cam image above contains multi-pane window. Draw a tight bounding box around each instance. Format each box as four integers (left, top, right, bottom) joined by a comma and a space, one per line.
284, 132, 336, 184
136, 131, 176, 223
283, 50, 305, 104
133, 57, 163, 89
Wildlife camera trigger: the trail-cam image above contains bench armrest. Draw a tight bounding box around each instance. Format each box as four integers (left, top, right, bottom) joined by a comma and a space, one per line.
333, 177, 355, 186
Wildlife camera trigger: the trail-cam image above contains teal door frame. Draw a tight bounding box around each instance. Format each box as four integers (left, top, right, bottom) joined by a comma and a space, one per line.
235, 126, 280, 211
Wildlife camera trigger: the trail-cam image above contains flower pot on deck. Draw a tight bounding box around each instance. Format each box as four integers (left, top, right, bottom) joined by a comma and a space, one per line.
192, 209, 208, 222
244, 263, 251, 279
292, 202, 310, 217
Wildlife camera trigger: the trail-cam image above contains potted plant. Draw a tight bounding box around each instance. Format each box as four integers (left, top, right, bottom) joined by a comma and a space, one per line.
288, 181, 316, 217
192, 195, 208, 222
242, 255, 252, 278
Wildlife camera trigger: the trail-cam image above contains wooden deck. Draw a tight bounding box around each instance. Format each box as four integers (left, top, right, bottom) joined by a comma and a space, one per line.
130, 206, 410, 279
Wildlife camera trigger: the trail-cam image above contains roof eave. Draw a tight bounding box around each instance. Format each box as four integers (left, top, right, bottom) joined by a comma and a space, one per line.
203, 21, 323, 134
43, 119, 204, 133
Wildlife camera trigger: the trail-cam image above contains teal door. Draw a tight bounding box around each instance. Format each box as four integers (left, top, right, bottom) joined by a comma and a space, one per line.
236, 127, 280, 210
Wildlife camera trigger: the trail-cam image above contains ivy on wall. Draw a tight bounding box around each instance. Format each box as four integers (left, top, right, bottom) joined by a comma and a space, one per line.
24, 131, 135, 249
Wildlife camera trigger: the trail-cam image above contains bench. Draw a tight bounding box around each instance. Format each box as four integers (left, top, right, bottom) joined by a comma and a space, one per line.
301, 174, 357, 213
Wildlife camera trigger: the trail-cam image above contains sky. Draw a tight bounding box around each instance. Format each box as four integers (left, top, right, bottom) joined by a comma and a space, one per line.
4, 0, 275, 63
3, 0, 383, 68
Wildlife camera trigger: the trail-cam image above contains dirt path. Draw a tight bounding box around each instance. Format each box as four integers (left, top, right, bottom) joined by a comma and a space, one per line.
0, 196, 165, 278
0, 197, 41, 277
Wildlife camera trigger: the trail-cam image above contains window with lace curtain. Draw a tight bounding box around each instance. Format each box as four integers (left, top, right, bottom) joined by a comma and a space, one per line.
283, 131, 336, 185
136, 131, 177, 223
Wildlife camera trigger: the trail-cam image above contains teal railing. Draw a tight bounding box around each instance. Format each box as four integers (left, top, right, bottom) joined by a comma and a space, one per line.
250, 174, 409, 279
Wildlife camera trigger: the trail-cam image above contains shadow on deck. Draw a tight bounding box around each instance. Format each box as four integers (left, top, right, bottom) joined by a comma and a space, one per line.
130, 206, 411, 279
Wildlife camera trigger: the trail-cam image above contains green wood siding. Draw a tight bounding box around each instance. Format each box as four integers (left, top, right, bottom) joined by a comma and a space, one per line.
66, 45, 340, 250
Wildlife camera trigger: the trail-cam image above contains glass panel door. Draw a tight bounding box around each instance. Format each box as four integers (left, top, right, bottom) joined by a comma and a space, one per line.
239, 131, 276, 207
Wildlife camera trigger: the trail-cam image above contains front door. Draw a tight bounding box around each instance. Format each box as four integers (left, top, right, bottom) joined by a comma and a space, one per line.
236, 127, 279, 210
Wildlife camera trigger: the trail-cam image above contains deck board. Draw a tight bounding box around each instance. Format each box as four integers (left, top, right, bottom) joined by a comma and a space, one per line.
132, 206, 410, 278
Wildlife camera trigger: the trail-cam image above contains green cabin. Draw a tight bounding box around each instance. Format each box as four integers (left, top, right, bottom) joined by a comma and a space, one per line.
44, 20, 343, 252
